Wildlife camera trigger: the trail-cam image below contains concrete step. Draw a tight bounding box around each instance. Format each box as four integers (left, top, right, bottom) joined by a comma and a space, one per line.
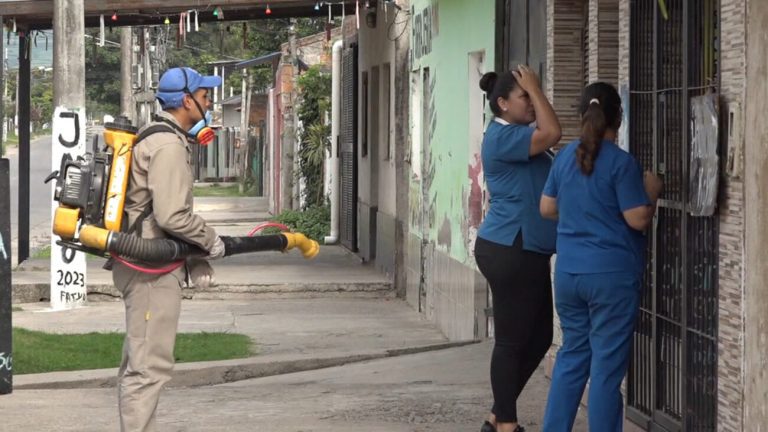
11, 245, 393, 303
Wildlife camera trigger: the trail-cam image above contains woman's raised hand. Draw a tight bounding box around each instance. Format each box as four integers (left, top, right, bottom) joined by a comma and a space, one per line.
512, 65, 541, 93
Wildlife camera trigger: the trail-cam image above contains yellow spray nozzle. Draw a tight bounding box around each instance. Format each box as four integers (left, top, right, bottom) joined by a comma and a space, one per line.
282, 232, 320, 259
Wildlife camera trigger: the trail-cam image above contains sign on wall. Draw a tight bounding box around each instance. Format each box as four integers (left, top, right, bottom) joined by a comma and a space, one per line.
49, 107, 87, 310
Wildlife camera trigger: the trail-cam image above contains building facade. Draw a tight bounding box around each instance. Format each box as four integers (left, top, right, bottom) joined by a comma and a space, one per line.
344, 0, 768, 429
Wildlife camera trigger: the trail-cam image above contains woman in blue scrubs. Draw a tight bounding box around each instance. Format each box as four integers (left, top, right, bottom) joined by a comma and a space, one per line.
539, 82, 663, 431
475, 65, 562, 432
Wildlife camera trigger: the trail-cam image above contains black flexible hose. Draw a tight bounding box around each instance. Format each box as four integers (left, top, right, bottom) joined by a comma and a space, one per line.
221, 235, 287, 257
109, 232, 202, 262
106, 232, 289, 262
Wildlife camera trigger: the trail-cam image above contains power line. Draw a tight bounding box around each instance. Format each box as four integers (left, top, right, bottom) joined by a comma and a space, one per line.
83, 33, 122, 48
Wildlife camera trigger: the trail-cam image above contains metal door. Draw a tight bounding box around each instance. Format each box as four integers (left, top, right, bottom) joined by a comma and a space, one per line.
626, 1, 719, 430
340, 45, 358, 251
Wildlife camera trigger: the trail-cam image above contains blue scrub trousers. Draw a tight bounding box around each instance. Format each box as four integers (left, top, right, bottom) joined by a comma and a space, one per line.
543, 270, 640, 432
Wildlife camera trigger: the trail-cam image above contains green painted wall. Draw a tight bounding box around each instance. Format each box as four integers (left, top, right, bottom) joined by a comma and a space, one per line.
409, 0, 496, 264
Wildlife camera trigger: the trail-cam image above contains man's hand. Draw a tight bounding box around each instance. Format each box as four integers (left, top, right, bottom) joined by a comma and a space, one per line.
207, 236, 226, 260
189, 259, 215, 289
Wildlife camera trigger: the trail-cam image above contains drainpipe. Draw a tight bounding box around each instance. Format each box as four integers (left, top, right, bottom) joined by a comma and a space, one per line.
324, 40, 343, 245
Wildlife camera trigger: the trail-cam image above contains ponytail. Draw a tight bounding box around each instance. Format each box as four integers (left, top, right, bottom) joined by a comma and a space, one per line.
577, 83, 622, 176
577, 102, 607, 175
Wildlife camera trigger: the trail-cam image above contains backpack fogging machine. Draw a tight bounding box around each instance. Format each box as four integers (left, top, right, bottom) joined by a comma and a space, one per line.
46, 117, 319, 265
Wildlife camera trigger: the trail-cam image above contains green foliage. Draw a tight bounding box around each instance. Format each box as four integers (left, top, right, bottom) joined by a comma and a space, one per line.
30, 69, 54, 126
85, 29, 122, 119
297, 66, 332, 125
298, 122, 331, 207
164, 18, 326, 93
4, 67, 55, 130
296, 65, 332, 208
266, 204, 330, 243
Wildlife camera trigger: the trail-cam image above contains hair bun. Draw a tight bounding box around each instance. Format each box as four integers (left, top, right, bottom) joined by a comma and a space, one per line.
479, 72, 498, 94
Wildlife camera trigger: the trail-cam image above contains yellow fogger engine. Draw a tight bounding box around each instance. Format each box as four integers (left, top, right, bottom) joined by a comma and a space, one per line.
47, 116, 319, 264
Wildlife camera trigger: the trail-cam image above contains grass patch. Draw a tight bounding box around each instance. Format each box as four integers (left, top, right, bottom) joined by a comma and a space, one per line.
31, 245, 103, 261
12, 306, 23, 312
12, 328, 255, 375
32, 245, 52, 259
193, 184, 252, 197
4, 133, 19, 147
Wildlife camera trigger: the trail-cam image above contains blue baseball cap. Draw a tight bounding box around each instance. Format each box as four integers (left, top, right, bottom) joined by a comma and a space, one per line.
156, 67, 222, 109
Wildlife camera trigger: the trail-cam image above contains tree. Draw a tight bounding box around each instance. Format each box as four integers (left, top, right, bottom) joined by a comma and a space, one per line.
296, 65, 331, 208
84, 28, 121, 119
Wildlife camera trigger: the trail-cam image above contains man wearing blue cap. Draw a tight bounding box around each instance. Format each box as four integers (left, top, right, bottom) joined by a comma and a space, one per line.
111, 67, 224, 432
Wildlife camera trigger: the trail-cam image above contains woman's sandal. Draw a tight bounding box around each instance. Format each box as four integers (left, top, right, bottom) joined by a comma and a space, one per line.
480, 421, 496, 432
480, 421, 526, 432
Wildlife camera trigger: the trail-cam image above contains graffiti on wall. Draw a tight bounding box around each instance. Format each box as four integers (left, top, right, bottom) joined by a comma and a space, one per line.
410, 68, 439, 236
421, 69, 438, 237
412, 2, 439, 64
50, 107, 88, 311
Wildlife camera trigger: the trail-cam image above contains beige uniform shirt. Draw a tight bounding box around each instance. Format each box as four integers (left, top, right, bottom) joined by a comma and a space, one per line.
123, 111, 218, 252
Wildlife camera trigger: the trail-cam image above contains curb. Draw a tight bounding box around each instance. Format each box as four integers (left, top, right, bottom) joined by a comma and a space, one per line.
14, 340, 480, 390
11, 282, 394, 303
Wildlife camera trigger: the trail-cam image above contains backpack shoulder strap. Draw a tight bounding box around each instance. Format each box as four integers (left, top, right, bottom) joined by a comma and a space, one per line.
134, 124, 176, 144
122, 123, 175, 235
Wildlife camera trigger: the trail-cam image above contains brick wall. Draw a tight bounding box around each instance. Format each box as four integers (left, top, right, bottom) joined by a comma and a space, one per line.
597, 0, 619, 86
717, 0, 746, 429
616, 0, 747, 428
547, 0, 586, 143
618, 0, 629, 86
588, 0, 598, 81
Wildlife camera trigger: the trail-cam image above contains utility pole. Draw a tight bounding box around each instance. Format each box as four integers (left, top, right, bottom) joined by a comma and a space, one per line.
0, 14, 4, 156
0, 156, 11, 395
144, 28, 153, 124
51, 0, 87, 310
281, 19, 297, 211
17, 33, 30, 264
239, 68, 249, 192
0, 12, 11, 396
54, 0, 85, 108
120, 27, 134, 123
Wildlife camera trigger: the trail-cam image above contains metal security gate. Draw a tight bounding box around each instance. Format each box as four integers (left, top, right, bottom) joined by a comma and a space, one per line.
627, 1, 719, 431
339, 45, 358, 251
495, 0, 547, 79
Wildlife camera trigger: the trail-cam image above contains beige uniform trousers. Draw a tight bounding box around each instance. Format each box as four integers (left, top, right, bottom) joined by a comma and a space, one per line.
113, 262, 184, 432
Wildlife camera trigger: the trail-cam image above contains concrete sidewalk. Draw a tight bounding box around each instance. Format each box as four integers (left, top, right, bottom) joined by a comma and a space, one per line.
11, 298, 455, 389
4, 195, 592, 430
13, 195, 392, 302
1, 342, 589, 431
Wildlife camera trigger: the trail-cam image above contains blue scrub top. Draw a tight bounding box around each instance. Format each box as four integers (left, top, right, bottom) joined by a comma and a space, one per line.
542, 139, 651, 275
477, 118, 557, 255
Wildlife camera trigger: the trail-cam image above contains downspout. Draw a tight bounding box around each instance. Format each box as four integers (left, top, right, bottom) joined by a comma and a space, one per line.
324, 40, 343, 245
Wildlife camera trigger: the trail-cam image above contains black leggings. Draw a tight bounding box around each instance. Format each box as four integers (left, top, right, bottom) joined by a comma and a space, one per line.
474, 234, 553, 423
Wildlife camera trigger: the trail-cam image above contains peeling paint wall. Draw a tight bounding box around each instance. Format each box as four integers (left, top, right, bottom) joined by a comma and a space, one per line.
407, 0, 496, 340
409, 0, 495, 264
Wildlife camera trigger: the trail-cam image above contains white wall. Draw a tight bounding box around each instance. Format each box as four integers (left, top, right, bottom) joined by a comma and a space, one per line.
357, 7, 398, 219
